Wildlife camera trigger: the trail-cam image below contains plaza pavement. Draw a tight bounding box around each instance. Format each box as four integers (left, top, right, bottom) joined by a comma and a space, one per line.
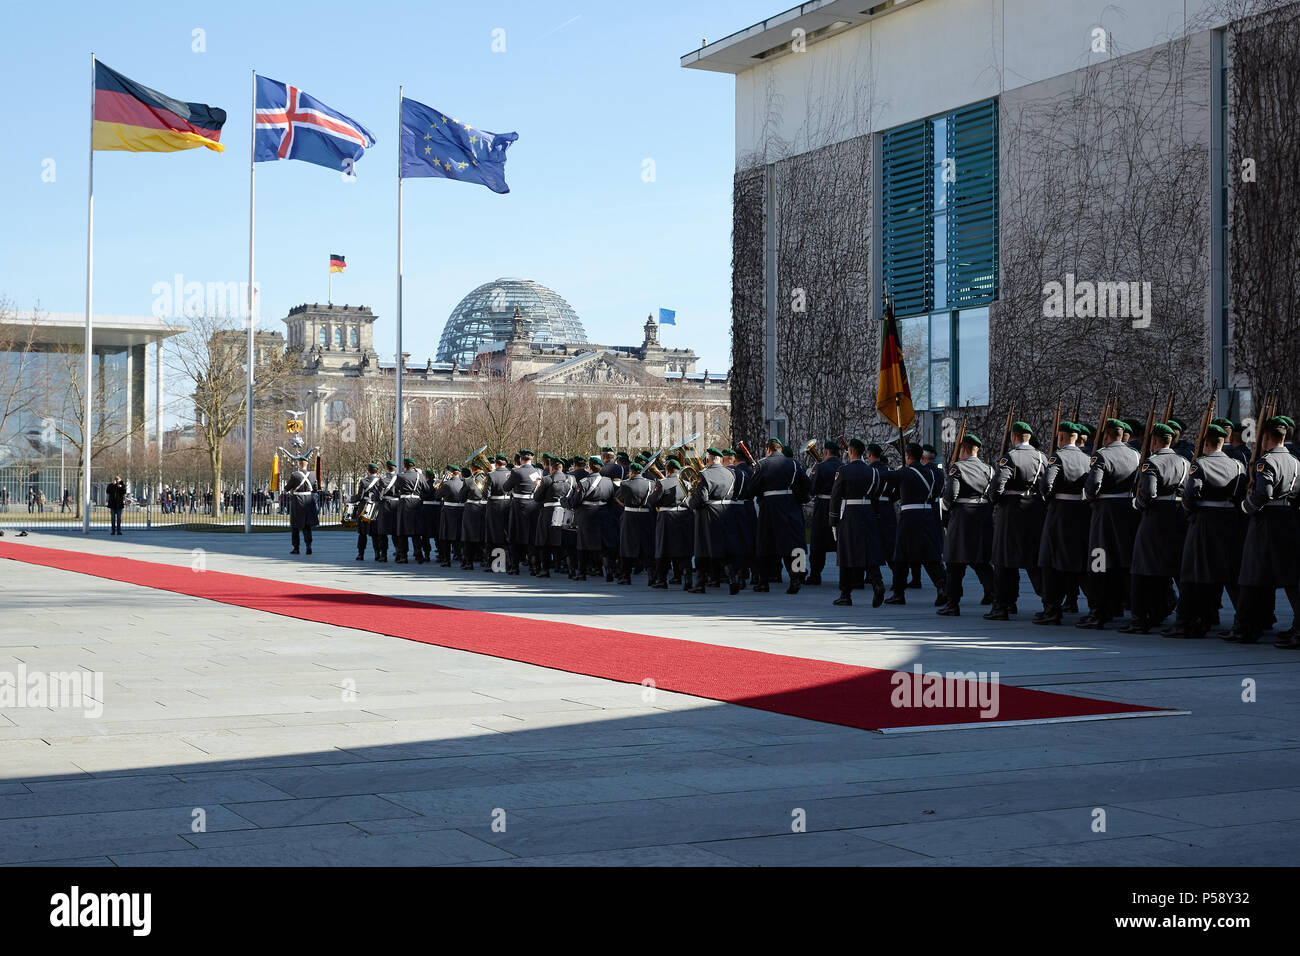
1, 527, 1297, 866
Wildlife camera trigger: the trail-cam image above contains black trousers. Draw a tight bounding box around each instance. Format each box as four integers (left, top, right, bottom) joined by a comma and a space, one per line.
393, 534, 410, 558
1130, 573, 1177, 624
1176, 581, 1236, 625
110, 508, 122, 532
893, 560, 945, 596
810, 546, 829, 577
1086, 569, 1128, 621
291, 527, 313, 549
946, 562, 996, 607
656, 556, 690, 583
840, 565, 884, 594
1041, 567, 1079, 611
356, 528, 372, 555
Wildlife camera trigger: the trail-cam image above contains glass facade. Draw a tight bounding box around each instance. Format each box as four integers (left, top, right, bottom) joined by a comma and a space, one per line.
436, 278, 587, 367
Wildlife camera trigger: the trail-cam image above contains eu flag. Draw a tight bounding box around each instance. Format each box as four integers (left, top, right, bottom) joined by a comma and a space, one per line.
400, 97, 517, 194
658, 308, 676, 326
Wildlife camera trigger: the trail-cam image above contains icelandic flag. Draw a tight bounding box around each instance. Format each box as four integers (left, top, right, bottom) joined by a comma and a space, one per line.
658, 308, 676, 325
255, 75, 376, 173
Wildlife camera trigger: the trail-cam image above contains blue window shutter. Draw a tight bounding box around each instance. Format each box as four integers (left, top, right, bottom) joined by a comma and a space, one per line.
882, 120, 932, 316
947, 100, 999, 308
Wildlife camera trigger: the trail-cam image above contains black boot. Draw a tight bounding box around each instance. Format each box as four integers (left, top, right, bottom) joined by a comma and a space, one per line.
833, 592, 852, 606
872, 585, 887, 608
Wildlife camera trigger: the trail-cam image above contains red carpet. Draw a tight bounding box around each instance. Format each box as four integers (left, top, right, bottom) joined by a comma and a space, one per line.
1, 541, 1177, 732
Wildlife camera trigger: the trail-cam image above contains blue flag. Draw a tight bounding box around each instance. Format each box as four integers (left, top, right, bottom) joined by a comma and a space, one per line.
659, 308, 676, 326
255, 76, 376, 173
400, 97, 517, 193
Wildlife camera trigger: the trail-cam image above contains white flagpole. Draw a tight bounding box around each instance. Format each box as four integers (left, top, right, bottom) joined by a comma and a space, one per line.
82, 52, 96, 535
244, 69, 256, 534
395, 85, 404, 465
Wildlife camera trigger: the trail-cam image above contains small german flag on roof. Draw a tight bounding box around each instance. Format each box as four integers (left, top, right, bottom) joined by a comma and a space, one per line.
93, 61, 225, 153
330, 254, 346, 274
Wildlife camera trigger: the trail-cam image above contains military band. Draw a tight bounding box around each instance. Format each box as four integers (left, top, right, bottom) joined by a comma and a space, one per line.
319, 411, 1298, 649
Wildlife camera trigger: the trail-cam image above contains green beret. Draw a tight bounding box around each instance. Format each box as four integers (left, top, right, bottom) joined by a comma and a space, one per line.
1278, 415, 1296, 428
706, 446, 723, 457
1077, 423, 1092, 435
588, 455, 602, 466
963, 433, 983, 447
385, 459, 396, 467
921, 443, 936, 453
629, 460, 643, 472
1122, 417, 1141, 430
1012, 421, 1032, 435
600, 446, 614, 453
1105, 418, 1127, 431
1167, 417, 1186, 430
767, 437, 782, 447
721, 448, 735, 457
296, 455, 309, 462
1264, 416, 1289, 433
518, 449, 533, 458
664, 458, 680, 469
1152, 423, 1174, 437
366, 463, 379, 472
1211, 417, 1233, 429
1231, 421, 1245, 432
780, 444, 794, 457
866, 443, 883, 456
1205, 424, 1227, 439
494, 455, 508, 464
616, 451, 630, 461
403, 457, 415, 466
424, 469, 436, 478
824, 439, 840, 451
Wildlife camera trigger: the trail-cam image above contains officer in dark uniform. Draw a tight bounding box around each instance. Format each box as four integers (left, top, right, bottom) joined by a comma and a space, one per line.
1226, 417, 1300, 645
375, 460, 400, 562
391, 457, 426, 564
688, 448, 739, 594
885, 443, 946, 606
351, 463, 382, 561
865, 443, 899, 593
938, 434, 996, 616
1079, 418, 1141, 628
417, 468, 440, 563
435, 465, 464, 567
460, 463, 487, 570
598, 451, 628, 581
1165, 424, 1247, 638
615, 460, 656, 584
532, 454, 572, 578
1034, 422, 1093, 625
829, 438, 887, 607
561, 456, 589, 577
806, 440, 841, 586
648, 458, 694, 589
285, 456, 318, 555
907, 444, 945, 588
1123, 424, 1191, 632
725, 448, 757, 589
504, 450, 543, 575
750, 439, 811, 594
568, 454, 614, 581
987, 422, 1047, 620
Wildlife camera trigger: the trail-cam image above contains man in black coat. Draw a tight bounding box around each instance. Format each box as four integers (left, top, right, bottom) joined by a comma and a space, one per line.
750, 439, 811, 594
351, 463, 383, 561
885, 443, 946, 606
615, 460, 656, 584
687, 448, 740, 594
806, 440, 841, 586
1123, 424, 1190, 633
374, 460, 400, 562
504, 450, 543, 575
461, 463, 488, 570
483, 456, 512, 571
532, 455, 572, 578
829, 438, 886, 607
986, 422, 1047, 620
417, 468, 441, 564
937, 435, 996, 616
865, 443, 899, 592
648, 458, 694, 589
568, 455, 614, 581
436, 466, 465, 567
285, 457, 319, 555
391, 458, 426, 564
1034, 422, 1093, 625
1078, 419, 1141, 628
106, 476, 127, 535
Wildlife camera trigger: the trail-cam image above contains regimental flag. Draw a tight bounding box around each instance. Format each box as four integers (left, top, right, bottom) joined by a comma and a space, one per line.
93, 61, 225, 153
399, 97, 517, 194
876, 294, 915, 431
659, 308, 676, 326
255, 76, 376, 172
329, 254, 346, 274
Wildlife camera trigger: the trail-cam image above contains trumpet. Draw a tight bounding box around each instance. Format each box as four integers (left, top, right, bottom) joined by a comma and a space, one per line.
803, 438, 819, 465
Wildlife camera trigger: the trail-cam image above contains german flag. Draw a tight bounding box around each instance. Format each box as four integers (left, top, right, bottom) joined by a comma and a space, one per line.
329, 254, 346, 274
93, 61, 225, 153
875, 293, 915, 431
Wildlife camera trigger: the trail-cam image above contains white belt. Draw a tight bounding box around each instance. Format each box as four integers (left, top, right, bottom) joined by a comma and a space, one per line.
658, 506, 686, 512
581, 501, 604, 507
421, 501, 438, 505
1153, 494, 1182, 502
841, 499, 870, 505
442, 502, 465, 508
1196, 500, 1234, 508
622, 506, 650, 512
814, 494, 832, 500
467, 500, 487, 506
512, 492, 534, 498
543, 501, 563, 507
400, 494, 420, 499
900, 503, 930, 511
489, 495, 509, 500
1098, 493, 1130, 499
1053, 493, 1083, 501
762, 490, 792, 496
955, 498, 989, 505
1264, 499, 1293, 508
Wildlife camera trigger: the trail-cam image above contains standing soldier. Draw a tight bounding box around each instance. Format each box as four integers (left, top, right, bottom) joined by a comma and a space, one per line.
483, 456, 512, 572
533, 454, 572, 578
1168, 417, 1196, 459
569, 455, 614, 581
829, 438, 887, 607
461, 461, 488, 570
1225, 416, 1300, 645
750, 438, 810, 594
1078, 418, 1141, 628
391, 457, 425, 565
726, 448, 758, 589
375, 460, 400, 563
687, 448, 740, 594
285, 456, 319, 556
1034, 422, 1092, 625
1165, 423, 1247, 638
436, 465, 465, 567
865, 443, 899, 594
938, 434, 997, 616
1217, 418, 1251, 466
806, 440, 842, 586
504, 450, 543, 575
563, 455, 590, 578
885, 443, 947, 606
649, 458, 694, 589
1123, 424, 1190, 633
599, 451, 629, 581
615, 460, 657, 585
351, 462, 382, 561
417, 468, 440, 564
987, 422, 1046, 621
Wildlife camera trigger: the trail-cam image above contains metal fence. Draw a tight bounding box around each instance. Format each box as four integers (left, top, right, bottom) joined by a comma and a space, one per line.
0, 488, 345, 533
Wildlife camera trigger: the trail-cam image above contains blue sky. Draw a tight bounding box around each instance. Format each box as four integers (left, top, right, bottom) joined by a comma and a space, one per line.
0, 0, 778, 374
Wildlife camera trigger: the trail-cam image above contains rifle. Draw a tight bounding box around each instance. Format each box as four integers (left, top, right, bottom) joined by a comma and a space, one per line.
1249, 390, 1279, 488
1094, 385, 1117, 451
1162, 394, 1175, 430
1132, 397, 1158, 492
1071, 387, 1083, 425
945, 403, 971, 468
1193, 381, 1218, 457
999, 404, 1016, 457
1049, 398, 1063, 455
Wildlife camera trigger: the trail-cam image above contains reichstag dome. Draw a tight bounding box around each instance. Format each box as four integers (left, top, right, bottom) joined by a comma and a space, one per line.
436, 278, 587, 366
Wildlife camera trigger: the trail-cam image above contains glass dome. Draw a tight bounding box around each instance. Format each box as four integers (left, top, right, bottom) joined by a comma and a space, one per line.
436, 278, 587, 366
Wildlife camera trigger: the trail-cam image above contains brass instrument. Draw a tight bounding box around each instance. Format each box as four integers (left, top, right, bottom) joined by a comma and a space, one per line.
803, 439, 819, 465
670, 432, 704, 473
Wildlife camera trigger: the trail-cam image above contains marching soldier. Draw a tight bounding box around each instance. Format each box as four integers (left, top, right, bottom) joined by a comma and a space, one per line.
461, 461, 488, 570
1165, 423, 1247, 638
829, 438, 887, 607
648, 458, 694, 589
1123, 423, 1190, 633
1168, 417, 1196, 459
806, 440, 841, 586
987, 422, 1046, 620
504, 450, 543, 575
1078, 418, 1141, 628
285, 456, 319, 556
750, 438, 810, 593
563, 455, 590, 578
885, 443, 946, 606
483, 455, 512, 571
391, 457, 425, 564
1034, 422, 1092, 625
938, 434, 996, 616
599, 451, 628, 579
1218, 418, 1251, 466
533, 454, 573, 578
351, 462, 383, 561
375, 460, 400, 562
726, 448, 758, 589
1225, 416, 1300, 645
569, 454, 614, 581
436, 465, 465, 567
615, 459, 656, 584
865, 443, 899, 593
417, 468, 440, 564
688, 447, 740, 594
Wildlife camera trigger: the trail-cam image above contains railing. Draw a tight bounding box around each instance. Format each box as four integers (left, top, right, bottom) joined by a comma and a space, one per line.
0, 493, 345, 533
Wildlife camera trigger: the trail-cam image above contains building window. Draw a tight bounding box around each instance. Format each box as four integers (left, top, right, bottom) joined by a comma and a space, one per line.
318, 327, 327, 347
327, 400, 345, 422
335, 327, 345, 348
349, 327, 359, 348
898, 307, 988, 411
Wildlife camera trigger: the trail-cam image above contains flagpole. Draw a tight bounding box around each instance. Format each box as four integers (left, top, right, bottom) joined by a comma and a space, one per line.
394, 84, 404, 465
82, 52, 95, 535
244, 69, 256, 534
